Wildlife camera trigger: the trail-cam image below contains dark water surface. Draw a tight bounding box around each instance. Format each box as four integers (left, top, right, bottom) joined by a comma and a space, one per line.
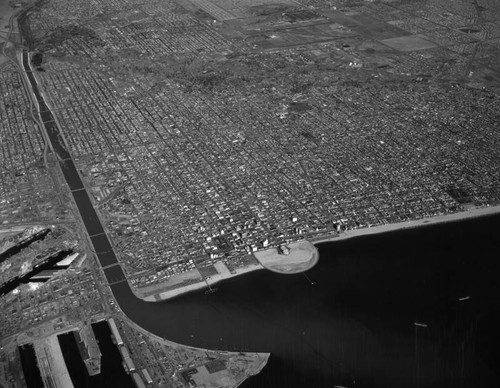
19, 44, 500, 388
112, 214, 500, 388
18, 344, 43, 388
57, 321, 135, 388
21, 50, 126, 284
0, 249, 72, 296
0, 228, 50, 265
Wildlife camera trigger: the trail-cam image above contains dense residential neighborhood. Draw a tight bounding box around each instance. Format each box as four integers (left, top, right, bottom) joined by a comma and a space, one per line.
1, 0, 500, 386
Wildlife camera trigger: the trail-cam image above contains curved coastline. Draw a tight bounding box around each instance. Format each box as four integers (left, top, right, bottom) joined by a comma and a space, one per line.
13, 11, 271, 382
134, 263, 264, 302
310, 204, 500, 246
137, 240, 320, 302
112, 212, 500, 387
133, 204, 500, 302
11, 2, 500, 386
12, 0, 500, 308
253, 240, 319, 275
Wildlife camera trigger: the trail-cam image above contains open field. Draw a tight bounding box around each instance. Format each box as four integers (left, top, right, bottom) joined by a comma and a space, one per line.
380, 34, 438, 51
0, 0, 20, 65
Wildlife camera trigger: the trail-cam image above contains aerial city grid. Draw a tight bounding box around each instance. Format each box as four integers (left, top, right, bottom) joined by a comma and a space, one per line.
0, 0, 500, 387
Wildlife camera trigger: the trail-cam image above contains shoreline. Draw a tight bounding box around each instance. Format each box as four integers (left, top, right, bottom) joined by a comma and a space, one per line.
136, 204, 500, 302
254, 240, 319, 274
138, 262, 264, 302
120, 313, 270, 366
310, 204, 500, 245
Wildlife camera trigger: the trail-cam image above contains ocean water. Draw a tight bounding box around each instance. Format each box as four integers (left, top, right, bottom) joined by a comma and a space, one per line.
112, 213, 500, 388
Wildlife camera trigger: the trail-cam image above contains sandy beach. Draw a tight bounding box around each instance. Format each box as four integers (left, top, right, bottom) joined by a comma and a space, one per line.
139, 262, 264, 302
311, 205, 500, 245
136, 205, 500, 302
